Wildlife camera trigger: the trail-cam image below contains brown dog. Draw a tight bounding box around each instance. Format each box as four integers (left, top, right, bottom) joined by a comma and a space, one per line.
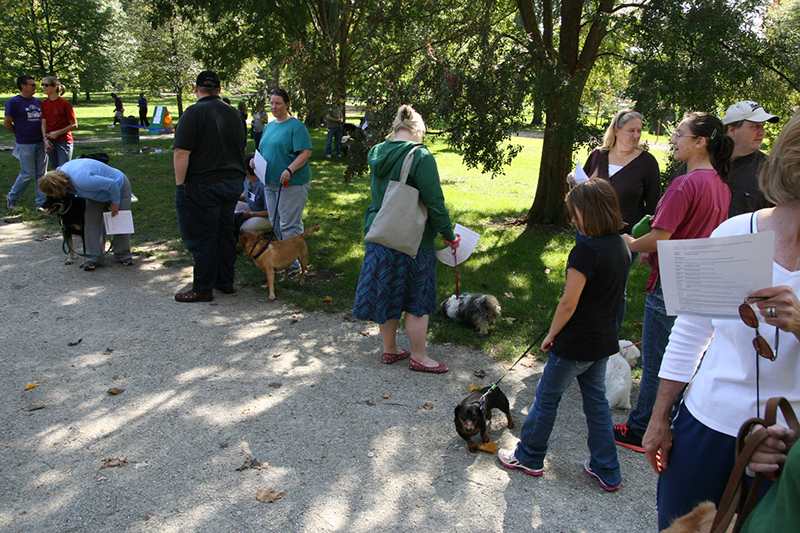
662, 501, 734, 533
237, 225, 321, 300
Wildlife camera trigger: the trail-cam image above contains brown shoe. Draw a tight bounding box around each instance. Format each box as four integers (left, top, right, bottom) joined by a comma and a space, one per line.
175, 290, 213, 303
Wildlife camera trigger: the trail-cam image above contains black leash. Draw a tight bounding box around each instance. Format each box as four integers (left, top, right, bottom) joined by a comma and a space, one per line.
477, 327, 550, 403
250, 184, 283, 260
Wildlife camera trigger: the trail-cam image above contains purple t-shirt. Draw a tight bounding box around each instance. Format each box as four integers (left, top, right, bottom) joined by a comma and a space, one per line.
5, 95, 43, 144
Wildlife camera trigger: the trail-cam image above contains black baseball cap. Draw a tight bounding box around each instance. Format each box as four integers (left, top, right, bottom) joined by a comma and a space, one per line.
196, 70, 220, 89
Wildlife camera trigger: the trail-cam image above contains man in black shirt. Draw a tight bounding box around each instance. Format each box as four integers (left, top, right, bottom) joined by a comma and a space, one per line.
173, 70, 246, 302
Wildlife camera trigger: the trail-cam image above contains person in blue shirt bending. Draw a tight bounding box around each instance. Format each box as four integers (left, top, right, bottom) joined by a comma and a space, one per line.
39, 159, 134, 270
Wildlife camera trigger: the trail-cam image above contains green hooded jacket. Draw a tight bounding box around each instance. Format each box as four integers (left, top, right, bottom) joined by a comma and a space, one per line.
363, 140, 456, 249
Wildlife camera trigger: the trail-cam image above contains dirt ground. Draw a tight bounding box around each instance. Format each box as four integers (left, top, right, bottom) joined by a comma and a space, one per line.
0, 220, 657, 532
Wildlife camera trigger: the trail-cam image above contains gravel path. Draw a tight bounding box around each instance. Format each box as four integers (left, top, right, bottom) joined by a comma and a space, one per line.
0, 220, 657, 532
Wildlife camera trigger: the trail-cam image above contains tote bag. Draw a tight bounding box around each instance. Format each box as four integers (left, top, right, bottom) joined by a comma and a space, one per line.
365, 145, 428, 258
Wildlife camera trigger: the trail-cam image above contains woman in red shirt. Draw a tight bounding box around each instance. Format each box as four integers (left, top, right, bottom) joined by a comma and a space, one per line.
40, 76, 77, 170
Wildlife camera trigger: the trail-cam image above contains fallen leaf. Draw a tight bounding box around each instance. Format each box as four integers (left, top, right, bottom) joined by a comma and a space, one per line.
101, 457, 128, 468
107, 388, 125, 395
271, 353, 282, 358
520, 358, 536, 368
476, 441, 498, 453
236, 457, 269, 471
423, 402, 434, 410
242, 408, 251, 414
504, 292, 515, 299
321, 297, 332, 302
22, 403, 45, 411
359, 330, 371, 336
502, 363, 516, 371
381, 394, 390, 399
24, 382, 37, 391
268, 382, 282, 388
635, 322, 644, 327
502, 317, 516, 324
473, 370, 487, 379
257, 488, 285, 503
68, 338, 82, 346
103, 348, 114, 355
468, 383, 482, 392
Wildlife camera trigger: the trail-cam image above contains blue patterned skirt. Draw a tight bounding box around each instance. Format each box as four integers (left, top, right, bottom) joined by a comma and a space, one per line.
352, 243, 438, 323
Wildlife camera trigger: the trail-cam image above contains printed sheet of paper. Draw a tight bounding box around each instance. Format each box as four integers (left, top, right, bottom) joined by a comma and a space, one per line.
253, 150, 267, 185
436, 224, 480, 266
572, 161, 589, 185
103, 210, 135, 235
658, 232, 774, 318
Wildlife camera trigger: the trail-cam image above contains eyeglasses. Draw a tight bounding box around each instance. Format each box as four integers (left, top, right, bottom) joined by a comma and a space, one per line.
42, 83, 54, 87
739, 297, 778, 361
671, 131, 698, 139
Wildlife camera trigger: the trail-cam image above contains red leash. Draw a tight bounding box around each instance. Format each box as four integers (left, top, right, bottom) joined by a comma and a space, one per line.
444, 234, 462, 299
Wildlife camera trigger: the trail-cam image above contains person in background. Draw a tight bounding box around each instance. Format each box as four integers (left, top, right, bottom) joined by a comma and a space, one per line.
672, 100, 779, 217
39, 159, 134, 270
237, 101, 248, 140
613, 112, 733, 454
324, 101, 344, 158
111, 93, 124, 126
41, 76, 77, 170
352, 104, 458, 374
568, 109, 661, 329
173, 70, 246, 302
5, 75, 46, 211
257, 88, 312, 272
138, 93, 149, 127
236, 156, 271, 236
251, 102, 267, 148
644, 111, 800, 531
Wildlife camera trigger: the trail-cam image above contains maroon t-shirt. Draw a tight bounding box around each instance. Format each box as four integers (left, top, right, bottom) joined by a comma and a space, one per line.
647, 168, 730, 292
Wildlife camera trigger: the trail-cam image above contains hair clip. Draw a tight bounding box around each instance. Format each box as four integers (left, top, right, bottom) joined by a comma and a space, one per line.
710, 129, 717, 140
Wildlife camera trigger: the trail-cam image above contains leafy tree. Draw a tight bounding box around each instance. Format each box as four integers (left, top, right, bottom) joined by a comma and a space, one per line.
0, 0, 112, 93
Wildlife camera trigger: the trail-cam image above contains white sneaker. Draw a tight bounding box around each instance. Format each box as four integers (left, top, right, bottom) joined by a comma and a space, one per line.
497, 448, 544, 476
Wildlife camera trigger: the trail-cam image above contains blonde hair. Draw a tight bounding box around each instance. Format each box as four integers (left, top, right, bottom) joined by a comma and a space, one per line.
39, 170, 71, 197
387, 104, 426, 141
759, 111, 800, 204
602, 109, 645, 150
41, 76, 65, 96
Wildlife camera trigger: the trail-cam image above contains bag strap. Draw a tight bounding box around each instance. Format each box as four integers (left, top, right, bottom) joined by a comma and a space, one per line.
711, 397, 800, 533
398, 144, 424, 185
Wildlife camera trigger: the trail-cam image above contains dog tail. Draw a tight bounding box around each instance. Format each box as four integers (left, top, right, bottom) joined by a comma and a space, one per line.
301, 225, 321, 238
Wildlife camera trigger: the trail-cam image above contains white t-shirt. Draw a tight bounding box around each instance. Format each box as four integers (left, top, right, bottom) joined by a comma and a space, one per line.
659, 211, 800, 436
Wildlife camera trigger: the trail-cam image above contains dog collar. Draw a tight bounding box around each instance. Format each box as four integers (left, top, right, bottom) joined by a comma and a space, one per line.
249, 239, 269, 260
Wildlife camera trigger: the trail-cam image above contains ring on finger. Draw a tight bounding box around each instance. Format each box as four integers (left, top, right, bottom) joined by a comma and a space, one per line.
766, 306, 777, 318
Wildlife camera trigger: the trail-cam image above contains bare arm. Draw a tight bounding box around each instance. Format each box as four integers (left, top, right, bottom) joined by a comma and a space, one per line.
642, 379, 688, 474
4, 115, 14, 134
279, 149, 312, 185
541, 267, 587, 351
622, 227, 673, 254
174, 148, 191, 186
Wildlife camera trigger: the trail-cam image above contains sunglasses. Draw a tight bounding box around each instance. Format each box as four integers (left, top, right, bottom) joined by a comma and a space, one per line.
739, 297, 778, 361
270, 88, 288, 97
42, 83, 54, 87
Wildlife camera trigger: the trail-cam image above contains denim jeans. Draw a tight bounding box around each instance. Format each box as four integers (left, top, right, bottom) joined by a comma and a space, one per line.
575, 230, 636, 330
325, 127, 342, 156
626, 280, 676, 435
8, 142, 47, 207
47, 141, 73, 171
175, 179, 242, 292
515, 352, 621, 487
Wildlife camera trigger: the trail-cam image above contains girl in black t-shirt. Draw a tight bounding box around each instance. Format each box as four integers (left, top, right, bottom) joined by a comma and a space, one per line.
498, 179, 631, 491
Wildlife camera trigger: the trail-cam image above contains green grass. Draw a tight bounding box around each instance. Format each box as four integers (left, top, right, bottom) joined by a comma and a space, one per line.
1, 97, 668, 360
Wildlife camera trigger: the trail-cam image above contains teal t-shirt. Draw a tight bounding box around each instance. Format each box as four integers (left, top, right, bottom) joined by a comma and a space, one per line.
257, 117, 312, 186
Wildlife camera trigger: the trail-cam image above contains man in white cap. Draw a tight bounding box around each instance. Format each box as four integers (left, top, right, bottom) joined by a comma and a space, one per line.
672, 100, 779, 217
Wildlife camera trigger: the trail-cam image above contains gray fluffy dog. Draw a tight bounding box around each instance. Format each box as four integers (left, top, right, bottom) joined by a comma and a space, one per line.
440, 293, 502, 336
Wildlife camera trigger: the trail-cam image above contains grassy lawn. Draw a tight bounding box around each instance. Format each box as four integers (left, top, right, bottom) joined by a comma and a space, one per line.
1, 92, 673, 361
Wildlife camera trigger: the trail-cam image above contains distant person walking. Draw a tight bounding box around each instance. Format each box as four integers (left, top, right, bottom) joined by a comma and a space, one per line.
173, 70, 247, 303
111, 93, 124, 126
324, 102, 343, 158
4, 75, 46, 211
41, 76, 77, 170
138, 93, 149, 127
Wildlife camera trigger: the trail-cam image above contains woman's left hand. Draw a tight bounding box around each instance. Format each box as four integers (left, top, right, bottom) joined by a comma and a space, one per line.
748, 286, 800, 342
541, 334, 554, 352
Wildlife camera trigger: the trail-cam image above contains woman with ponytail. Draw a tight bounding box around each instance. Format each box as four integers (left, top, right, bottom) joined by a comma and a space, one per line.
612, 112, 733, 455
40, 76, 76, 170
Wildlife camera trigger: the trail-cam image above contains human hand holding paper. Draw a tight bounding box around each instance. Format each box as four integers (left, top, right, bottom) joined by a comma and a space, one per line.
436, 224, 479, 266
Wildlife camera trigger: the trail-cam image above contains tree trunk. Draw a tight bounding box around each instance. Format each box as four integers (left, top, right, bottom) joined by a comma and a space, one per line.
85, 91, 91, 102
530, 101, 543, 126
72, 91, 78, 105
525, 86, 585, 227
176, 92, 184, 118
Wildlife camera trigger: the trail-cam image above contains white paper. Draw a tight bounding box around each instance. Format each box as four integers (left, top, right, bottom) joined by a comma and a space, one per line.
658, 232, 774, 318
573, 161, 590, 185
253, 151, 267, 185
103, 210, 134, 235
436, 224, 480, 266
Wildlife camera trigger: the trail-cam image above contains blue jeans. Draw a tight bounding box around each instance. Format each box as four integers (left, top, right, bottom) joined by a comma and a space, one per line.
175, 179, 242, 292
8, 142, 47, 207
325, 127, 342, 156
515, 352, 621, 487
626, 281, 676, 435
47, 141, 73, 170
575, 230, 636, 330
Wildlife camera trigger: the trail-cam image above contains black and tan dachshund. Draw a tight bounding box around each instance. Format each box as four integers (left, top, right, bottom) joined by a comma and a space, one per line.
454, 386, 514, 452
